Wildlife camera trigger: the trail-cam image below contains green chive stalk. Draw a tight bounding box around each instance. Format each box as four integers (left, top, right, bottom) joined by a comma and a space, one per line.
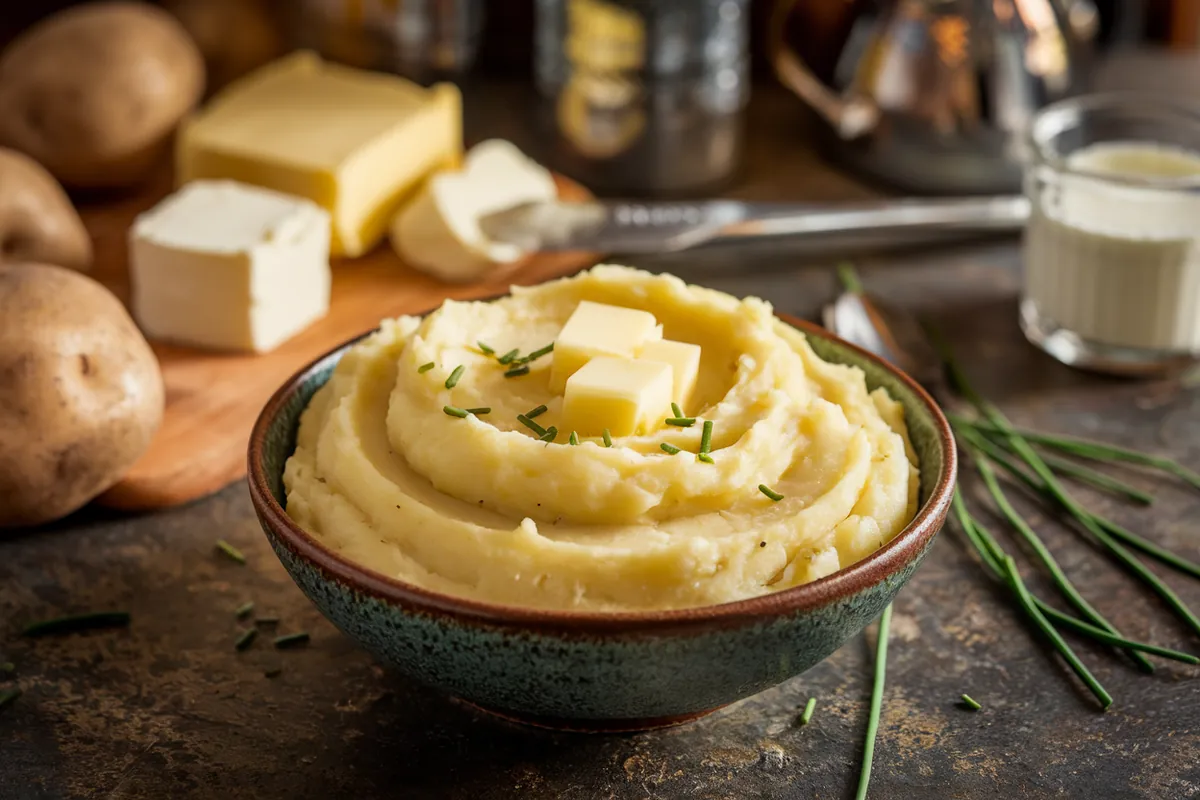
855, 603, 892, 800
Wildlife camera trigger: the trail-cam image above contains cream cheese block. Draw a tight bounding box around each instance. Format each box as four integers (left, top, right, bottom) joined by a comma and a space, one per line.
390, 139, 557, 282
129, 180, 331, 353
176, 51, 462, 257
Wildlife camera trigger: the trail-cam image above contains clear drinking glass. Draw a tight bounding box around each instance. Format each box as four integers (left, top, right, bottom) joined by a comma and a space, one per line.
1021, 94, 1200, 377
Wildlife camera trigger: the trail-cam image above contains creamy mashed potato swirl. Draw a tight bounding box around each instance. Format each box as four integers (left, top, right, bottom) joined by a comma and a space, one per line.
283, 266, 919, 611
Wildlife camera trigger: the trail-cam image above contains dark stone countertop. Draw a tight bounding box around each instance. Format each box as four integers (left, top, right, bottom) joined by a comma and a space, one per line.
2, 65, 1199, 800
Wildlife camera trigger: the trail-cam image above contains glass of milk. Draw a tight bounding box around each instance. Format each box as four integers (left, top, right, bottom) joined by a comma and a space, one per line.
1022, 94, 1200, 376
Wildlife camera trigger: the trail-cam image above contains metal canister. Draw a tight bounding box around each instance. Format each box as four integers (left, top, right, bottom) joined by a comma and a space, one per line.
534, 0, 751, 197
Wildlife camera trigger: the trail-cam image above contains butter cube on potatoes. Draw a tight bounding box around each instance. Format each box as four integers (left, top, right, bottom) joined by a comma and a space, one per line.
129, 180, 331, 353
391, 140, 557, 283
176, 51, 461, 257
549, 301, 661, 393
563, 357, 674, 438
637, 339, 701, 409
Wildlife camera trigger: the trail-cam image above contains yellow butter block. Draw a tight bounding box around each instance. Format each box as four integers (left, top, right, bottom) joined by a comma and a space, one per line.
550, 301, 660, 393
637, 339, 701, 409
563, 357, 673, 438
176, 51, 462, 257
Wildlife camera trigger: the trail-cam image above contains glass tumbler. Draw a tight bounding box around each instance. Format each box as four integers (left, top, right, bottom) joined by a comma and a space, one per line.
1021, 94, 1200, 377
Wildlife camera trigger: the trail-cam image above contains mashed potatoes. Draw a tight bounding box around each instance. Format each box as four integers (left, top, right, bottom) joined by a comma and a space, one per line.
283, 266, 919, 611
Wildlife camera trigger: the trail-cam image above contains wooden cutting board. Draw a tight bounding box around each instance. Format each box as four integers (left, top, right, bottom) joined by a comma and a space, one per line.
84, 172, 596, 511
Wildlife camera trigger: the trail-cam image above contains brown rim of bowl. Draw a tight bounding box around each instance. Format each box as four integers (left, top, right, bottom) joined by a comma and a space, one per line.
247, 310, 957, 636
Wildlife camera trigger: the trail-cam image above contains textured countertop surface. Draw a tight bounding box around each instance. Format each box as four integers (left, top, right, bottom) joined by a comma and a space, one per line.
2, 64, 1199, 800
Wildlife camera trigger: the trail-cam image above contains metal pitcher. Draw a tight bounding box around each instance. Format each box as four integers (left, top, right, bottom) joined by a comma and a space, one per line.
768, 0, 1099, 194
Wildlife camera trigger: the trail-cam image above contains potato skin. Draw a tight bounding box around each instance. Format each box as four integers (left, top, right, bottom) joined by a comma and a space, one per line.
0, 148, 92, 271
0, 2, 205, 188
0, 264, 164, 528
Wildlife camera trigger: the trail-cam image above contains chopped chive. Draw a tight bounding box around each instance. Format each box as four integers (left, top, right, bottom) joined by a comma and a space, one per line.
264, 667, 283, 678
671, 402, 683, 418
215, 539, 246, 564
569, 431, 579, 446
665, 417, 695, 427
465, 407, 491, 415
855, 603, 892, 800
234, 627, 258, 651
477, 341, 494, 355
759, 484, 784, 502
698, 453, 715, 464
273, 632, 310, 649
235, 601, 255, 619
539, 426, 558, 443
660, 443, 681, 455
417, 361, 435, 374
522, 343, 554, 363
960, 694, 982, 711
443, 405, 468, 418
254, 617, 280, 626
801, 697, 817, 725
517, 415, 547, 436
498, 349, 519, 365
602, 429, 613, 447
504, 365, 530, 378
525, 404, 548, 419
0, 662, 15, 675
22, 612, 131, 637
445, 365, 465, 389
700, 420, 713, 454
0, 688, 20, 712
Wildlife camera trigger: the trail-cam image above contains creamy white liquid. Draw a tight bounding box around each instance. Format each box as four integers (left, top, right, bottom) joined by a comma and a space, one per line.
1023, 141, 1200, 353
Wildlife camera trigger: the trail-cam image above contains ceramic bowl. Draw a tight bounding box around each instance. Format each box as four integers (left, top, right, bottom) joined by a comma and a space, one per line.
247, 313, 956, 732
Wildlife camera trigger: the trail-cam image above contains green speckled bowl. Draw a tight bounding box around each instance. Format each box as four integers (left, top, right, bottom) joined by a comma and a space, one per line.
247, 313, 956, 732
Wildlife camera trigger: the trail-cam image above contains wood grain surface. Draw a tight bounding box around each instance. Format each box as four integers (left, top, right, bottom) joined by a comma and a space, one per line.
83, 172, 596, 511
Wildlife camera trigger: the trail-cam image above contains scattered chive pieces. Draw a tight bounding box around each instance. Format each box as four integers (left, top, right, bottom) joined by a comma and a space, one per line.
477, 341, 494, 355
254, 617, 280, 626
22, 611, 131, 637
445, 364, 465, 389
443, 405, 468, 418
540, 426, 558, 443
0, 662, 14, 675
0, 688, 20, 712
274, 632, 310, 649
504, 365, 530, 378
234, 627, 258, 651
759, 484, 784, 502
665, 417, 695, 427
801, 697, 817, 725
569, 431, 579, 446
264, 667, 283, 678
522, 343, 554, 363
417, 361, 435, 374
660, 442, 681, 455
671, 402, 683, 418
235, 601, 255, 619
698, 453, 715, 464
498, 349, 519, 365
517, 415, 547, 436
602, 429, 613, 447
526, 404, 548, 419
465, 407, 491, 415
215, 539, 246, 564
960, 694, 982, 711
855, 603, 892, 800
700, 420, 713, 454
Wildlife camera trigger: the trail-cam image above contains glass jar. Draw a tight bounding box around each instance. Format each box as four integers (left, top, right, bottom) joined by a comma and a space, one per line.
534, 0, 750, 197
1021, 94, 1200, 377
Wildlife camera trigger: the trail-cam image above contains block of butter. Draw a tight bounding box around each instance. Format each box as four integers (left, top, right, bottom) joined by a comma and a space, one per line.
130, 180, 331, 353
549, 300, 661, 393
176, 51, 462, 257
563, 356, 673, 438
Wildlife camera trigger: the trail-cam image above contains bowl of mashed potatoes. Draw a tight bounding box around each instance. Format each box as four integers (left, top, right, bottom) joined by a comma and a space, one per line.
249, 266, 956, 730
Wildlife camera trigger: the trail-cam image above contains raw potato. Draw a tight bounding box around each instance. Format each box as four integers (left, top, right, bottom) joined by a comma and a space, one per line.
0, 2, 205, 188
0, 264, 164, 528
0, 148, 91, 271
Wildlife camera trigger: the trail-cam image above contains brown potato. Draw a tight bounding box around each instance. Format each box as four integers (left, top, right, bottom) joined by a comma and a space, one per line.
0, 148, 92, 271
0, 263, 164, 528
0, 2, 205, 188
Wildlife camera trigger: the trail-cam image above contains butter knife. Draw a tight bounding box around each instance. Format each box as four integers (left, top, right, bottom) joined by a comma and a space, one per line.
478, 195, 1031, 254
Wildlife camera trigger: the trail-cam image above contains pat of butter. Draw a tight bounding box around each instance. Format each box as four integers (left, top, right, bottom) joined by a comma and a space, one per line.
129, 180, 331, 353
549, 301, 660, 393
563, 356, 673, 438
637, 339, 701, 408
176, 51, 462, 257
